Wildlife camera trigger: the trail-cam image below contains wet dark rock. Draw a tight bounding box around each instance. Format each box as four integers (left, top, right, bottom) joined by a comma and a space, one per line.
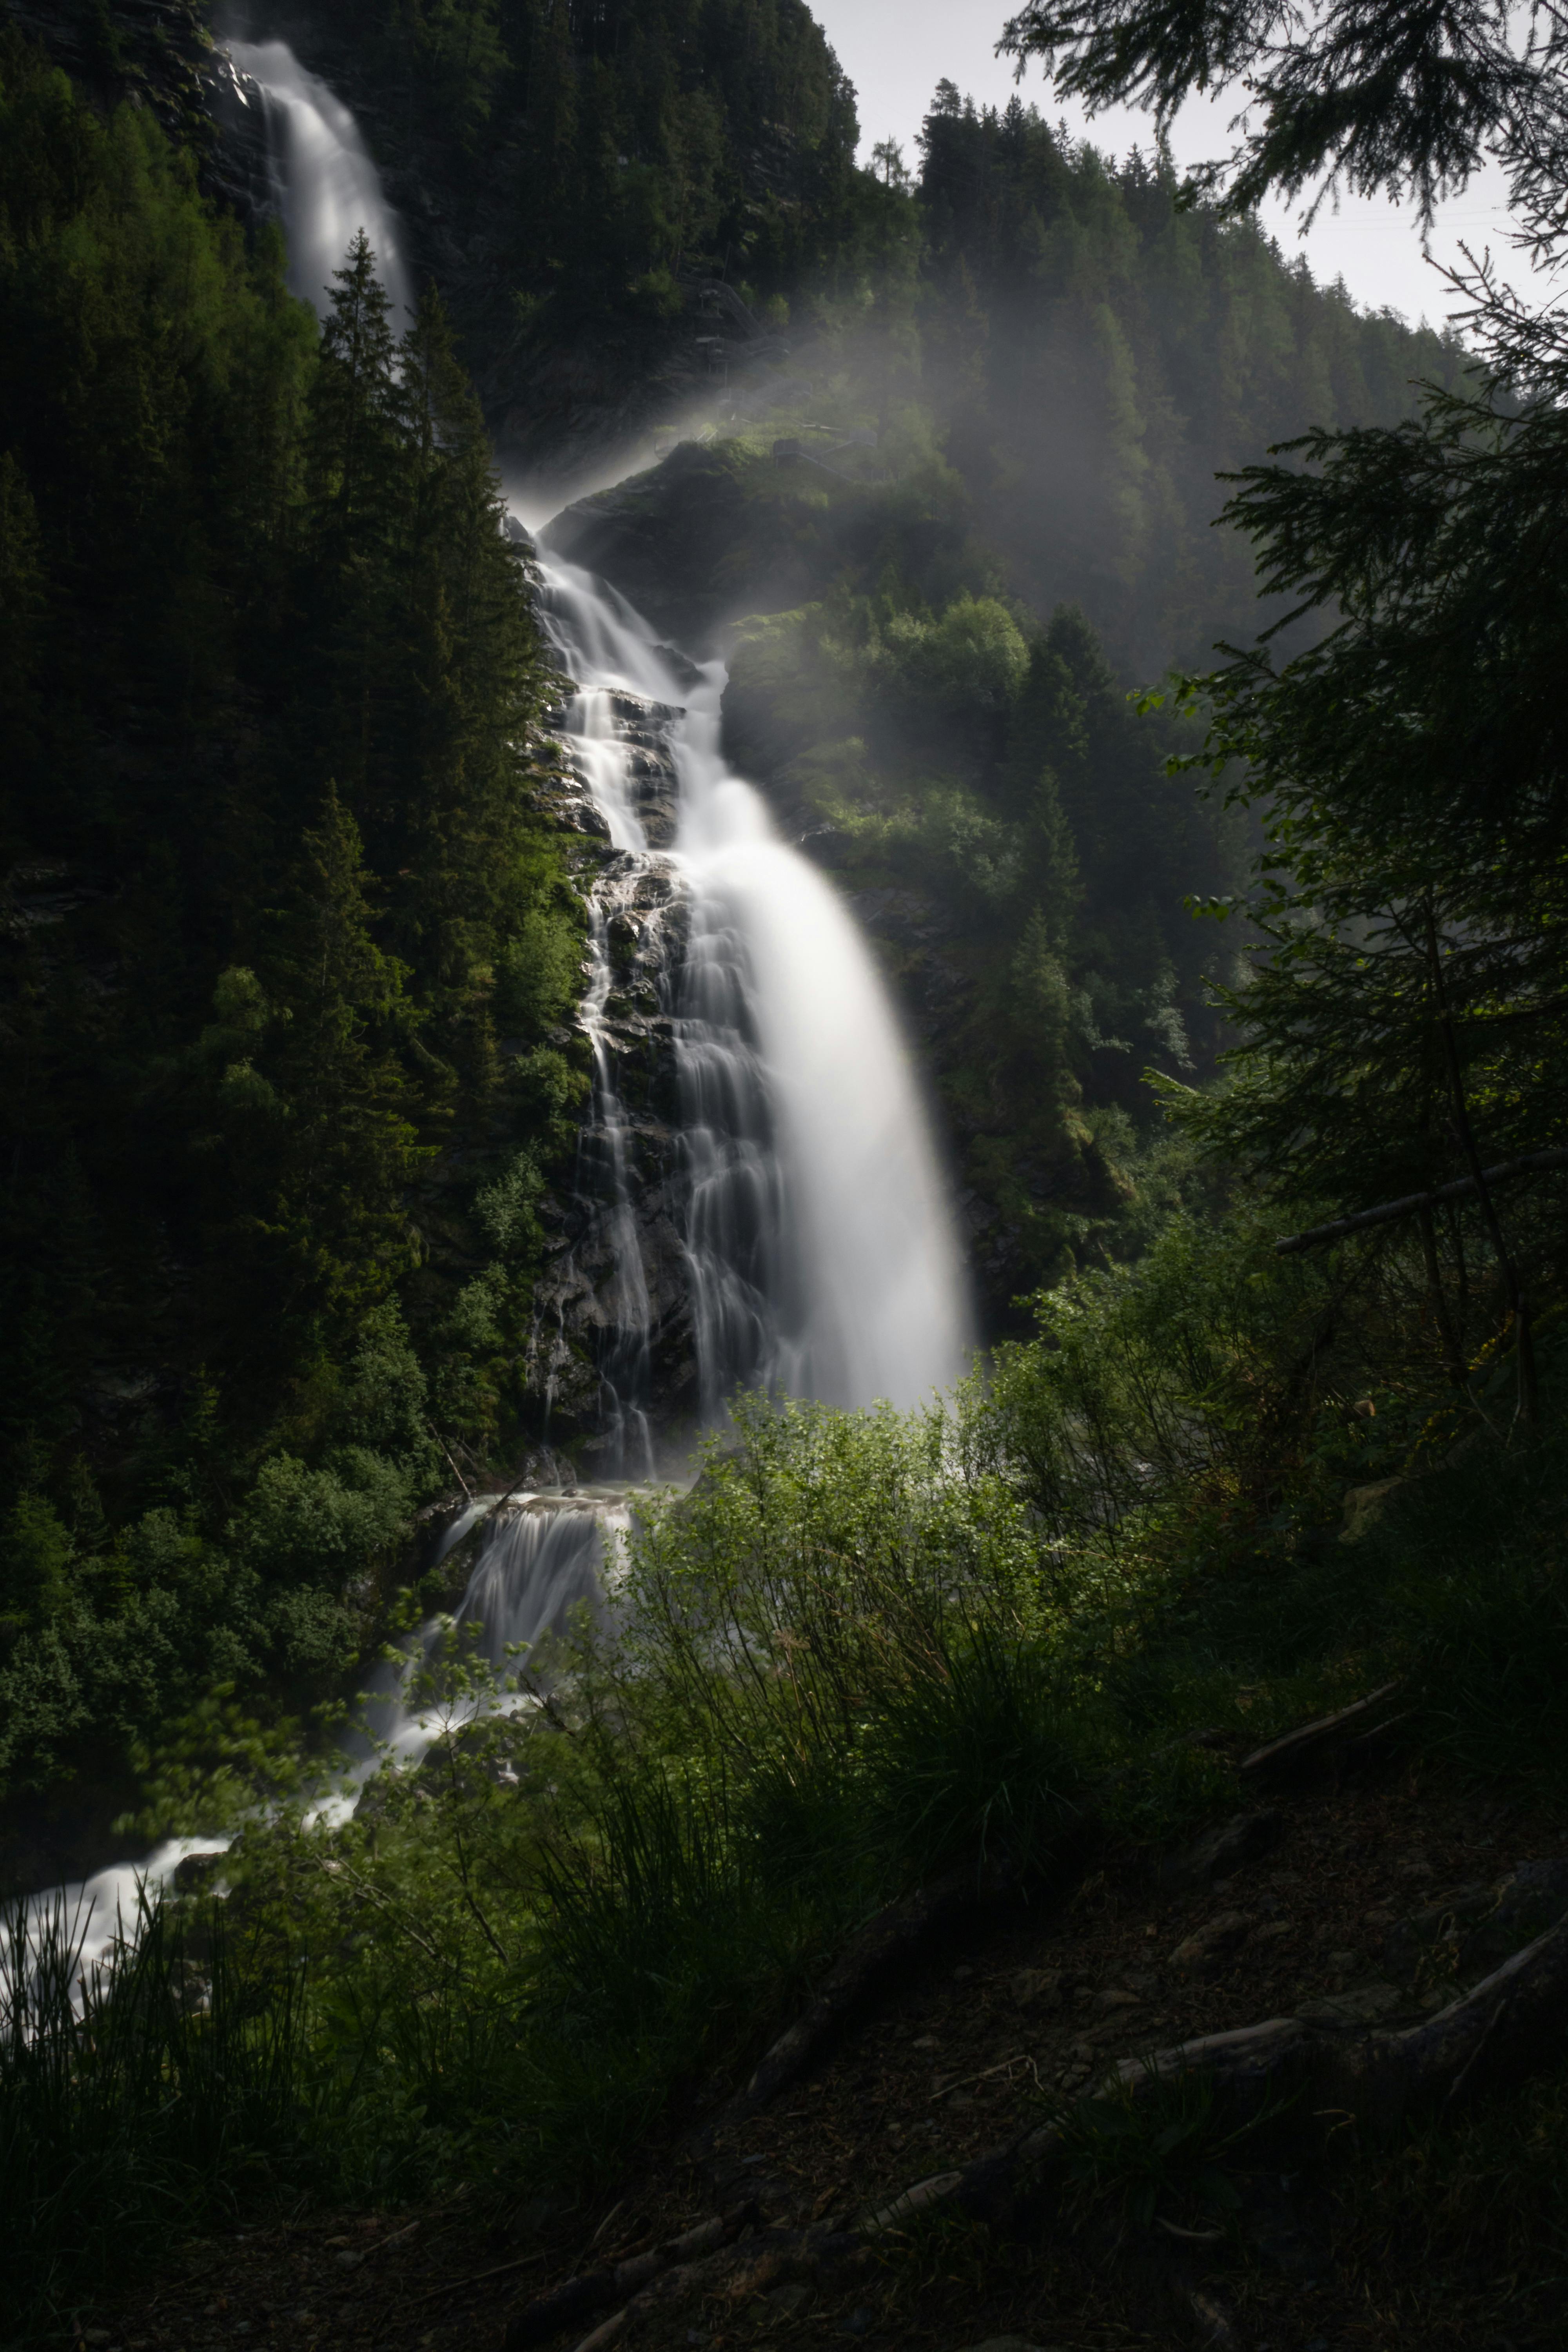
172, 1850, 226, 1896
1169, 1911, 1253, 1972
542, 445, 759, 646
523, 857, 697, 1443
1160, 1809, 1285, 1889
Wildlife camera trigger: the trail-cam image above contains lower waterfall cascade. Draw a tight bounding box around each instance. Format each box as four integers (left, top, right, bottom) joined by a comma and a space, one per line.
362, 561, 973, 1760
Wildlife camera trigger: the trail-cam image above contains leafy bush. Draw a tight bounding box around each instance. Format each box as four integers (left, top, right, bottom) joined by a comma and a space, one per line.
232, 1451, 414, 1591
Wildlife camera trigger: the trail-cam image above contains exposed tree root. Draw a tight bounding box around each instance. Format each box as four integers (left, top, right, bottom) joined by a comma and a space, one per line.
859, 1904, 1568, 2236
508, 1691, 1534, 2347
503, 2210, 753, 2347
507, 1911, 1568, 2345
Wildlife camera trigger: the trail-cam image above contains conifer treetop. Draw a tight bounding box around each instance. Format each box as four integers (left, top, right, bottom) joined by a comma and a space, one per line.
1000, 0, 1568, 250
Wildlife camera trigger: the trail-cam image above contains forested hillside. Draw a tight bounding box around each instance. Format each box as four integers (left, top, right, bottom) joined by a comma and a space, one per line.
9, 0, 1568, 2344
549, 89, 1467, 1316
0, 0, 1490, 1848
247, 0, 891, 474
913, 86, 1469, 671
0, 32, 584, 1847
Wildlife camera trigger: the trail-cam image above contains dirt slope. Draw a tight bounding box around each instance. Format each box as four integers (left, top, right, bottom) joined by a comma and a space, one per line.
90, 1753, 1568, 2352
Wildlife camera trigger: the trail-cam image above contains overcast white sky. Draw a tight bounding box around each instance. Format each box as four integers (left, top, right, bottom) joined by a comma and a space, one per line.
812, 0, 1525, 332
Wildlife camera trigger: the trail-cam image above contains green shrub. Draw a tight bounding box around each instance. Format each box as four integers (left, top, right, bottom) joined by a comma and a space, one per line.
232, 1450, 412, 1591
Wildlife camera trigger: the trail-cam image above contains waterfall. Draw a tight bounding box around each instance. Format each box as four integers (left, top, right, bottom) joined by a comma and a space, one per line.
361, 1492, 630, 1768
362, 564, 973, 1756
31, 42, 971, 1842
216, 31, 971, 1454
538, 559, 972, 1429
224, 36, 413, 325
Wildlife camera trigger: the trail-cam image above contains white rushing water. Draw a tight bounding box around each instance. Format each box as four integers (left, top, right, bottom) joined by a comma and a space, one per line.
7, 1836, 232, 2013
359, 1490, 631, 1768
539, 560, 972, 1430
213, 32, 969, 1449
225, 36, 413, 325
360, 561, 972, 1752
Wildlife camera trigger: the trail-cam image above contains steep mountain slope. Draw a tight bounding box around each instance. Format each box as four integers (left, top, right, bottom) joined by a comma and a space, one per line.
0, 0, 1475, 1832
236, 0, 889, 486
539, 99, 1467, 1317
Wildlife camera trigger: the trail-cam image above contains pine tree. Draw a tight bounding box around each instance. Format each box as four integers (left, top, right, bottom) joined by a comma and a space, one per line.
206, 790, 432, 1372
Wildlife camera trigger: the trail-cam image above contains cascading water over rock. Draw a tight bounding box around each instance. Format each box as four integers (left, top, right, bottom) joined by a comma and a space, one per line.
222, 33, 413, 324
364, 560, 973, 1758
534, 557, 973, 1453
215, 32, 970, 1474
361, 1490, 632, 1768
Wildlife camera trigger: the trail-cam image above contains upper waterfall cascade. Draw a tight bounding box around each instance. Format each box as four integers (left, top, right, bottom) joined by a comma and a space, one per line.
224, 34, 413, 325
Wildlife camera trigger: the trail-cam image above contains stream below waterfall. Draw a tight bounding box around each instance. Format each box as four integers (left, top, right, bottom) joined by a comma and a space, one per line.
14, 29, 974, 1955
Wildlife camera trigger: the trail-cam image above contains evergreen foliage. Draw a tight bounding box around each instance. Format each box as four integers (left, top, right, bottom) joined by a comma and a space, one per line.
0, 36, 583, 1804
1156, 347, 1568, 1418
5, 4, 1566, 2328
577, 78, 1470, 1315
305, 0, 874, 374
912, 87, 1473, 670
1022, 0, 1568, 1423
1001, 0, 1566, 241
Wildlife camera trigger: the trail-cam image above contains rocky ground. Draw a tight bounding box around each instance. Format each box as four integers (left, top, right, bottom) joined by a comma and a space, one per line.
82, 1730, 1568, 2352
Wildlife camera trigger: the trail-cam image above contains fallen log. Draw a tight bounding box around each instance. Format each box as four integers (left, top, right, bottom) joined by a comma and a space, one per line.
1274, 1145, 1568, 1255
1239, 1683, 1402, 1784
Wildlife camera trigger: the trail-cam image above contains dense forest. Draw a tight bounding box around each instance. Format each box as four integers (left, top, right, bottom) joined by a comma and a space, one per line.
0, 29, 585, 1838
7, 0, 1568, 2345
244, 0, 888, 471
550, 89, 1467, 1312
0, 1, 1467, 1834
260, 0, 1468, 670
911, 86, 1470, 671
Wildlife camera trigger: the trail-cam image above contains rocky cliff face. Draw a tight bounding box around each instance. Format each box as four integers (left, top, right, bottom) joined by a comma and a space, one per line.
541, 435, 889, 652
2, 0, 282, 226
4, 0, 210, 122
523, 678, 699, 1462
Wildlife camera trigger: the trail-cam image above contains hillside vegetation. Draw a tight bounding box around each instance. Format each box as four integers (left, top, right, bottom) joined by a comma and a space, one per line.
544, 91, 1472, 1316
0, 33, 582, 1837
0, 0, 1473, 1824
5, 0, 1568, 2343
